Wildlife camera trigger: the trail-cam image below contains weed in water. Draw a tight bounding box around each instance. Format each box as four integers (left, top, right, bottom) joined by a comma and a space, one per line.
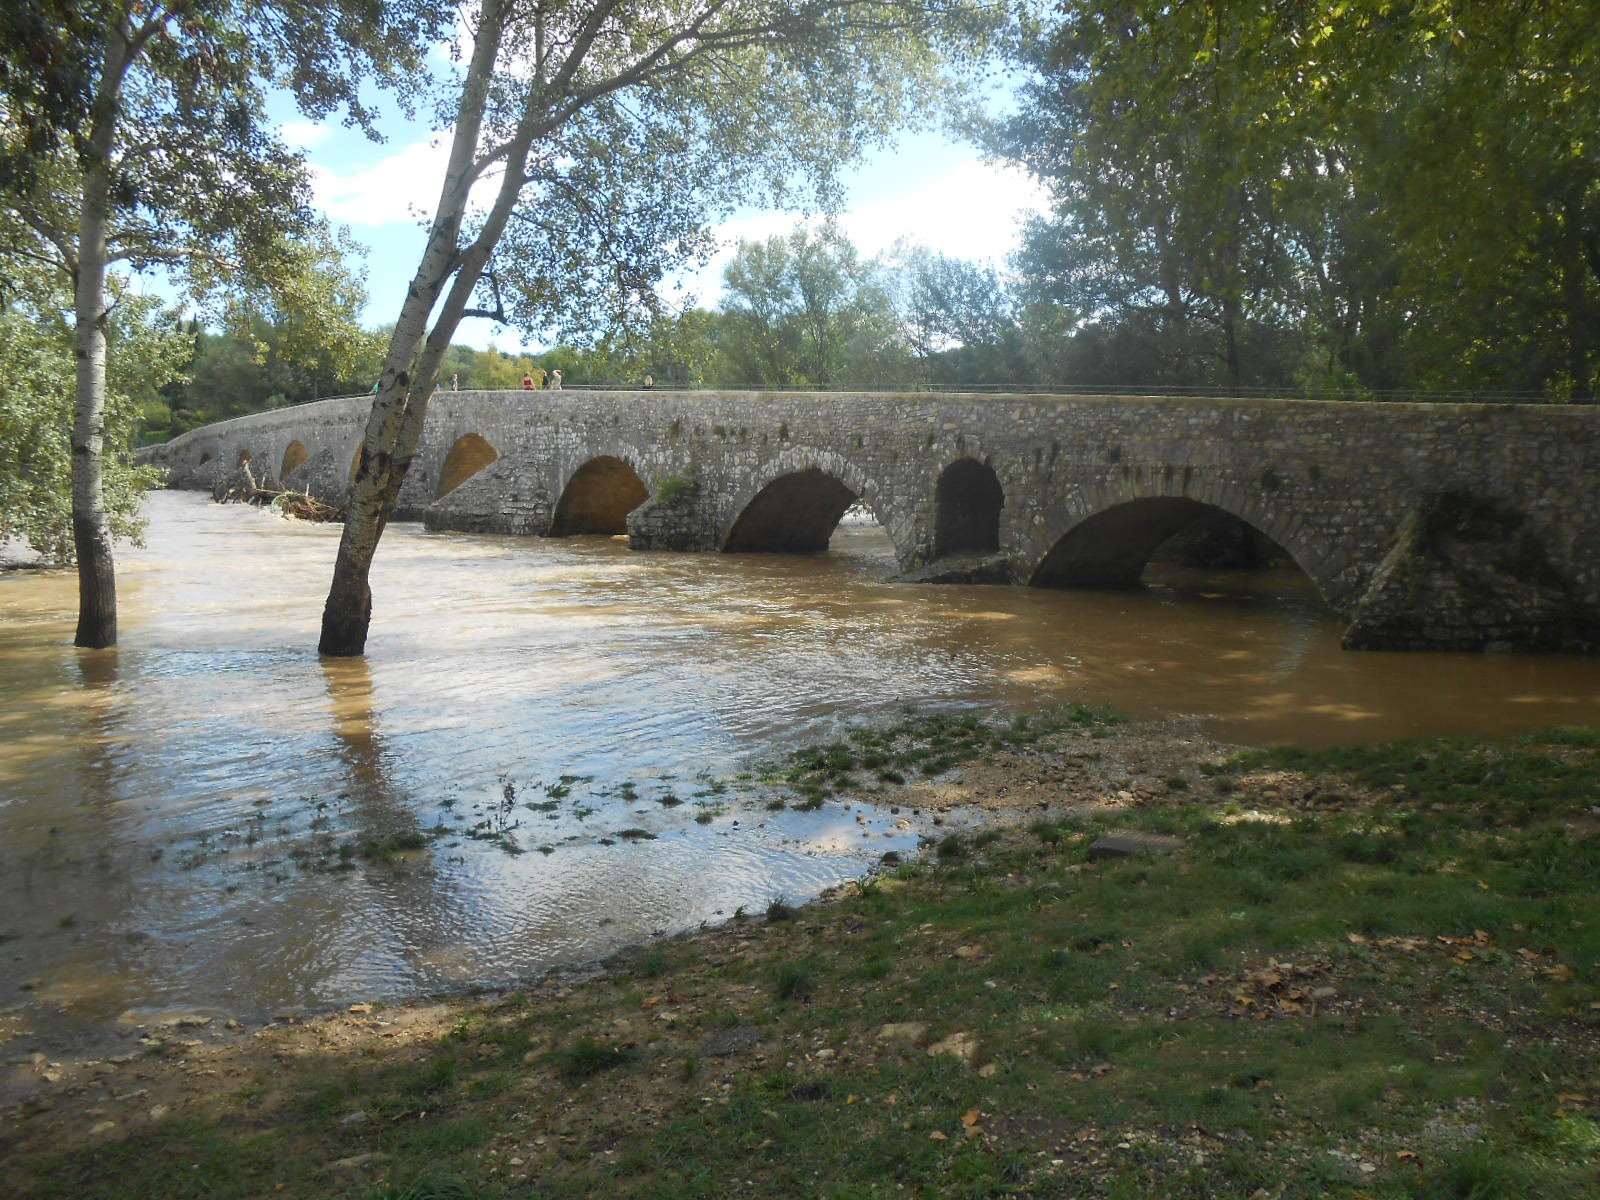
358, 830, 429, 861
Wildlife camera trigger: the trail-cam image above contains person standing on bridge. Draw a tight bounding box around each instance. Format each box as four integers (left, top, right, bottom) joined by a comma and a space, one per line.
521, 372, 535, 390
549, 369, 563, 390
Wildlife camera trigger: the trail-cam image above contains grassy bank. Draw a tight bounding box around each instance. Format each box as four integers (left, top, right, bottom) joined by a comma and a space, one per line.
4, 718, 1598, 1199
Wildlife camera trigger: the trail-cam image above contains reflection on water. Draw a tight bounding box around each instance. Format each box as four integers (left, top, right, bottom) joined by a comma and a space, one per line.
3, 491, 1599, 1042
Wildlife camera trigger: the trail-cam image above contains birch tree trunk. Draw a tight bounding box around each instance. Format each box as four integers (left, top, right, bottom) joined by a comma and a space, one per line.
318, 0, 511, 657
70, 34, 127, 650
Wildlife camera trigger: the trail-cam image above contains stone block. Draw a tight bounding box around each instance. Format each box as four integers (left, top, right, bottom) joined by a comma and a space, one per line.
1088, 831, 1184, 860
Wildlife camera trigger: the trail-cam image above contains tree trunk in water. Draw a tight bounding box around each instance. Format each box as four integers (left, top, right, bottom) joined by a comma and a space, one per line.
318, 382, 416, 656
317, 0, 513, 657
71, 53, 121, 650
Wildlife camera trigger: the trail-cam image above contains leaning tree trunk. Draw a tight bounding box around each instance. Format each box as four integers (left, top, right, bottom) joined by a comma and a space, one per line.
317, 0, 512, 657
70, 62, 122, 650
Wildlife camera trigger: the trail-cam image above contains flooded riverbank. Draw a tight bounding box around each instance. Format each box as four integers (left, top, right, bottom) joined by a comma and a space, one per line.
2, 491, 1597, 1046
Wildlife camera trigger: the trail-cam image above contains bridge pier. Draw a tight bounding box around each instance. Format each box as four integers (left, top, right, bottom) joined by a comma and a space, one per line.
1341, 492, 1600, 652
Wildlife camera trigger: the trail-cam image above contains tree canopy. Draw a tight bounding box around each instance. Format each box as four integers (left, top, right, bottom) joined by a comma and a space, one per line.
0, 0, 441, 644
993, 0, 1600, 398
0, 255, 180, 561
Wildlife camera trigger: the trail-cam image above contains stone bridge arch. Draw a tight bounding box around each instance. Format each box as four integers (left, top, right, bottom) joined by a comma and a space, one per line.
1026, 479, 1346, 612
437, 433, 500, 499
280, 440, 310, 480
933, 456, 1005, 559
720, 445, 906, 562
550, 454, 650, 536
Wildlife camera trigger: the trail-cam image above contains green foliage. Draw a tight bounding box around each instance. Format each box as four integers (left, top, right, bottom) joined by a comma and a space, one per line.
994, 0, 1600, 398
716, 222, 911, 388
767, 703, 1121, 803
885, 245, 1024, 388
552, 1037, 635, 1081
770, 958, 818, 1002
655, 473, 698, 504
0, 258, 179, 561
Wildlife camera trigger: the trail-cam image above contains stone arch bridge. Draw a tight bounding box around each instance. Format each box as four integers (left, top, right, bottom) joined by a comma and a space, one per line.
144, 390, 1600, 652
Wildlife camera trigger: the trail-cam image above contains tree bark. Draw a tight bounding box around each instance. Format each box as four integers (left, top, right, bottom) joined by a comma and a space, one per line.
70, 32, 128, 650
318, 0, 512, 657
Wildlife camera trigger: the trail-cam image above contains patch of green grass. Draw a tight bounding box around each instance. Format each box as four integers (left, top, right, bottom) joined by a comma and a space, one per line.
366, 1172, 480, 1199
764, 703, 1122, 803
766, 895, 797, 922
394, 1055, 461, 1097
389, 1115, 493, 1155
552, 1037, 635, 1081
771, 958, 819, 1002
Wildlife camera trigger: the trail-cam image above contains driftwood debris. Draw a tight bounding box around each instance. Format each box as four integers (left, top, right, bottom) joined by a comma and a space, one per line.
213, 463, 346, 523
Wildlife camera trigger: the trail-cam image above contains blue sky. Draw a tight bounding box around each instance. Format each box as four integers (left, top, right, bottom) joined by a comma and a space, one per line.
278, 83, 1047, 353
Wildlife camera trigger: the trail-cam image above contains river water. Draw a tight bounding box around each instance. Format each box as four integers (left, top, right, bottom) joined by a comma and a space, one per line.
3, 491, 1598, 1044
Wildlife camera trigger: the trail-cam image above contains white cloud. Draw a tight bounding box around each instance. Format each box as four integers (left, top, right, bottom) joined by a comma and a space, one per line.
279, 120, 332, 152
305, 135, 508, 228
838, 159, 1048, 263
678, 158, 1048, 307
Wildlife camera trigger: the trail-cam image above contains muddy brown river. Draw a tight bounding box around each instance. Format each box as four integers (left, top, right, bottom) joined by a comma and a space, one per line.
3, 491, 1598, 1045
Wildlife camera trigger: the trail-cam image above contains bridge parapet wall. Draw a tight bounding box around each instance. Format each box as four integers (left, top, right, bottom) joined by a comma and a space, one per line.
142, 390, 1600, 652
